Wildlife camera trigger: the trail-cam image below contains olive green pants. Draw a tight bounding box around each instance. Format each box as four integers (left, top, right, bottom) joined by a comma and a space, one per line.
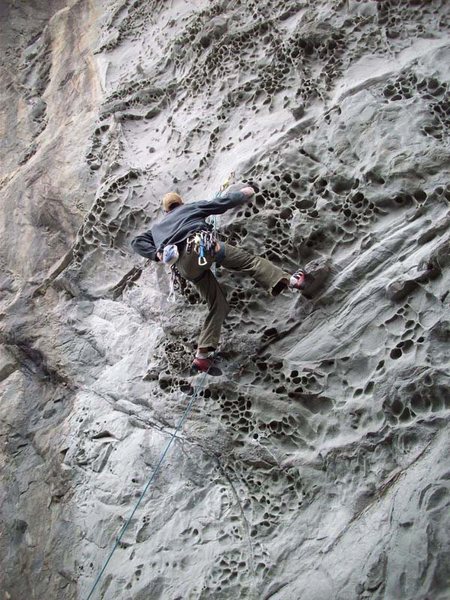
176, 242, 290, 350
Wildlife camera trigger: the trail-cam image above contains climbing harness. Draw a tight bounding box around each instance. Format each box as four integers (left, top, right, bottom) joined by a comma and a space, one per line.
85, 369, 211, 600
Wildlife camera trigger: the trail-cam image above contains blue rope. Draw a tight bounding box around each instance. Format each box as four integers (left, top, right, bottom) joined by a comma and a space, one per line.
85, 371, 209, 600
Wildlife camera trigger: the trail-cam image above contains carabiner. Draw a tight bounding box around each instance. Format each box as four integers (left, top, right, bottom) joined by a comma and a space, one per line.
198, 239, 207, 266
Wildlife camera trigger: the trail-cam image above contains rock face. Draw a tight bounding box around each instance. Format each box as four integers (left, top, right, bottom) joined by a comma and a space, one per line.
1, 1, 449, 599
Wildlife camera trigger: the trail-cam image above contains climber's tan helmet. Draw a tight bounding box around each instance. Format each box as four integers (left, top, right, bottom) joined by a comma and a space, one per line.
162, 192, 183, 213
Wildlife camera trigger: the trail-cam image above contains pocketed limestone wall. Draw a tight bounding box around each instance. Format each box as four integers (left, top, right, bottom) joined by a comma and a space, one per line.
0, 1, 449, 599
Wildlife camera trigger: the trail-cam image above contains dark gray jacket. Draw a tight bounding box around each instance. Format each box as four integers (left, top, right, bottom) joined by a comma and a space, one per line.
131, 191, 247, 261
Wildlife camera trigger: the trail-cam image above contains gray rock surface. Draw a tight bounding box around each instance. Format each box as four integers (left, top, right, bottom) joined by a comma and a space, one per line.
1, 1, 449, 599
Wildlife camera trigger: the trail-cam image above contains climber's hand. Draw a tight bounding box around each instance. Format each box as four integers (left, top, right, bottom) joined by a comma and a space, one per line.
241, 186, 255, 198
157, 251, 163, 261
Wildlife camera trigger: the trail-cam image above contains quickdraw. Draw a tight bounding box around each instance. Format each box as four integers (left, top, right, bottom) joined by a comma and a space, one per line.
186, 230, 219, 266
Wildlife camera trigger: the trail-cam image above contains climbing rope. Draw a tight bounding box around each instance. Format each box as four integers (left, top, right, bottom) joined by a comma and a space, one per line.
85, 370, 210, 600
208, 172, 235, 276
212, 171, 235, 231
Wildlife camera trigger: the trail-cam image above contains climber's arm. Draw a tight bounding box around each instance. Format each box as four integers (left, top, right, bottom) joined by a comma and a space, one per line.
131, 230, 160, 261
195, 187, 255, 217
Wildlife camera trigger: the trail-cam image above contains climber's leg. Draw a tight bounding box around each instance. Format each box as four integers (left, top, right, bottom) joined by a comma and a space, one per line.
177, 247, 228, 375
219, 243, 305, 295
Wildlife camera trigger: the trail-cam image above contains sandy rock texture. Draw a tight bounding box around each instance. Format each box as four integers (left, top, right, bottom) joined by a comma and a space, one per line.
1, 1, 449, 599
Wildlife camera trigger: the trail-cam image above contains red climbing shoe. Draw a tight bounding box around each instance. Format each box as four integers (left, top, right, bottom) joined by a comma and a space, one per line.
191, 356, 222, 376
289, 269, 306, 289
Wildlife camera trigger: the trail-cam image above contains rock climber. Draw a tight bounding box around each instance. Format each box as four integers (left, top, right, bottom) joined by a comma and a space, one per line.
131, 187, 307, 375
